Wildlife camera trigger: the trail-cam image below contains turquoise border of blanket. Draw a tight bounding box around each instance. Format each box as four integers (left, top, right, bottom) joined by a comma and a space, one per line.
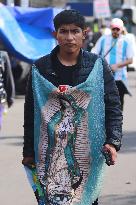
32, 57, 106, 204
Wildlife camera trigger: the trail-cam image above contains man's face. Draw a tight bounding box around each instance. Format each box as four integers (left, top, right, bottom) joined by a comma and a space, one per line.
111, 27, 121, 38
53, 24, 86, 54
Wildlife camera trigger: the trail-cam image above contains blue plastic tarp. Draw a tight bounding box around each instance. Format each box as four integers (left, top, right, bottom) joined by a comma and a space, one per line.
0, 3, 62, 63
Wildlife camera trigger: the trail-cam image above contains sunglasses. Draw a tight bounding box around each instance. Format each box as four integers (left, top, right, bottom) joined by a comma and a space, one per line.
112, 27, 120, 31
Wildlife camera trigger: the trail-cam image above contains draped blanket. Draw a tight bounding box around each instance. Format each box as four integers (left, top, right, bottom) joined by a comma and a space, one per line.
25, 58, 106, 205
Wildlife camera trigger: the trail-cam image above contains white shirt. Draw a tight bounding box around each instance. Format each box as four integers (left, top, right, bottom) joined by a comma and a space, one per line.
92, 34, 134, 81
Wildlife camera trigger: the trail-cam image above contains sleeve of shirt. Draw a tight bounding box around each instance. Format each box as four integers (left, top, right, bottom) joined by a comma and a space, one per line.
23, 67, 35, 158
102, 58, 123, 151
126, 37, 135, 59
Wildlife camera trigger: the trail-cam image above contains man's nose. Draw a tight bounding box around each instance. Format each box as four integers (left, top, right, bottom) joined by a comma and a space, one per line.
66, 31, 74, 40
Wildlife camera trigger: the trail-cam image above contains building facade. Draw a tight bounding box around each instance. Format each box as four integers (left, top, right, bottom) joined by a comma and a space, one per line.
29, 0, 66, 7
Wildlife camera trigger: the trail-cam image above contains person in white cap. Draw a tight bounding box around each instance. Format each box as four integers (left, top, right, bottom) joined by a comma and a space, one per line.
92, 18, 134, 110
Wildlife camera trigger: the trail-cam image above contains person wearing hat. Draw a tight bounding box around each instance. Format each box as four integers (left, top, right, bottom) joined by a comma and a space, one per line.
92, 18, 134, 110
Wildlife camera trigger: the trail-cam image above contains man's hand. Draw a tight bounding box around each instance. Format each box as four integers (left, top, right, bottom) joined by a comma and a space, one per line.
22, 156, 35, 167
111, 64, 119, 72
111, 58, 133, 72
103, 144, 117, 165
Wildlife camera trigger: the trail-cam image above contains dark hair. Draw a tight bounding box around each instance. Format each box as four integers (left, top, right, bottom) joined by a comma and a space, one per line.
53, 9, 86, 31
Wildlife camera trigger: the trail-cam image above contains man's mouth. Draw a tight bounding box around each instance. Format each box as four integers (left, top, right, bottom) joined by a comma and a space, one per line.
65, 43, 75, 47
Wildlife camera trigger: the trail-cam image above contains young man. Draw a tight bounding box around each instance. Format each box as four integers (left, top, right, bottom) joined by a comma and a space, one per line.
22, 10, 123, 205
92, 18, 134, 110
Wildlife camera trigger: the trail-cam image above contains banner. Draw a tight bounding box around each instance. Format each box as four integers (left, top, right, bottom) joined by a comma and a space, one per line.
0, 3, 62, 63
93, 0, 111, 18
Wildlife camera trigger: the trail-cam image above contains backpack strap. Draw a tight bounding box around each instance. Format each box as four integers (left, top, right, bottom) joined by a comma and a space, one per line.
103, 39, 117, 58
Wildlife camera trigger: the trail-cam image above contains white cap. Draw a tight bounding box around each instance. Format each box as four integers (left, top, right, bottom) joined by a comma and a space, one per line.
111, 18, 124, 30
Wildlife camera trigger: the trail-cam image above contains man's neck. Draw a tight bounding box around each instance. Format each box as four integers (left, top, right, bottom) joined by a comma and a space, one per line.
58, 49, 80, 66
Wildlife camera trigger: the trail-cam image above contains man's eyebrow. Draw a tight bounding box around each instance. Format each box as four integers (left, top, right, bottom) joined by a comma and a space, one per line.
59, 28, 81, 31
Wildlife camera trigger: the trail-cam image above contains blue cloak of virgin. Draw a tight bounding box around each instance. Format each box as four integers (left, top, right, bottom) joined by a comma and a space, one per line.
25, 58, 106, 205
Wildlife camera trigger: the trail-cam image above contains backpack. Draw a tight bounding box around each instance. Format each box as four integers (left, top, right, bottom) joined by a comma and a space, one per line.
0, 51, 7, 104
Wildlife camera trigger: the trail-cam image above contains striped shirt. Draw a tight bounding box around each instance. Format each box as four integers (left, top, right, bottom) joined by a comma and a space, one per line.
92, 34, 134, 81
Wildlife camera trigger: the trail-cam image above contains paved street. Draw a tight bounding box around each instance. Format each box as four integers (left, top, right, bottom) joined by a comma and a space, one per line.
0, 72, 136, 205
101, 72, 136, 205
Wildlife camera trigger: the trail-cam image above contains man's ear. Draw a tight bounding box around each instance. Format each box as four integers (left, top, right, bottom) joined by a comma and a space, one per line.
82, 29, 87, 39
52, 31, 57, 39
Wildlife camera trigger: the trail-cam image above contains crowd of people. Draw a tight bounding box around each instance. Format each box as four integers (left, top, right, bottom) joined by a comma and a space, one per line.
0, 8, 134, 205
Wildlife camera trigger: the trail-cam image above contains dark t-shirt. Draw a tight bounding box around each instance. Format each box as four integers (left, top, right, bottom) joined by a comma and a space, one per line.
52, 50, 82, 86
